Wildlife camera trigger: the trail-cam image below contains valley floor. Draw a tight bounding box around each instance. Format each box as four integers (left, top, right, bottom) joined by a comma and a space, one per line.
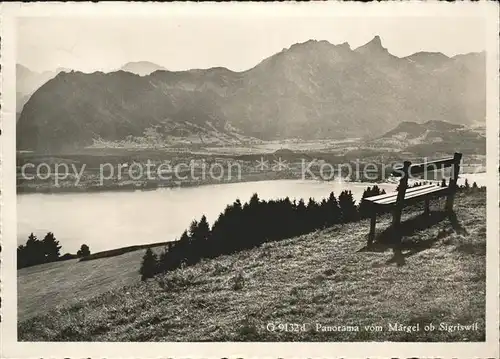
16, 148, 487, 194
18, 192, 486, 341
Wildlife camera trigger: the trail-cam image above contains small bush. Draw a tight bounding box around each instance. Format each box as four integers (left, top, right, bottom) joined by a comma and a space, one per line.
323, 268, 335, 276
236, 318, 259, 341
211, 262, 230, 275
77, 244, 91, 257
257, 247, 272, 259
229, 272, 245, 291
289, 286, 300, 296
156, 270, 196, 291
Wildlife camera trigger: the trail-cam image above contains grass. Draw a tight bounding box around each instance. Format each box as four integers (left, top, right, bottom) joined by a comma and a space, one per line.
18, 192, 486, 342
17, 245, 165, 322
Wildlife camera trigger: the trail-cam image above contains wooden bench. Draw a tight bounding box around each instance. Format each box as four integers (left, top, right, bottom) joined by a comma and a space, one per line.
364, 152, 462, 246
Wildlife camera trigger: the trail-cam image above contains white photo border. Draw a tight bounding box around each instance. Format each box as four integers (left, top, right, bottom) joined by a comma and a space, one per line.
1, 2, 499, 358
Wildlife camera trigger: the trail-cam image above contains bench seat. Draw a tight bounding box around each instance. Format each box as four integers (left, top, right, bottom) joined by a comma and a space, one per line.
365, 184, 449, 206
364, 152, 462, 247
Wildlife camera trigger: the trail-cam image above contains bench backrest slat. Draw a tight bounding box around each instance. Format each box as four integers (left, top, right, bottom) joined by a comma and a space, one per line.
392, 156, 457, 177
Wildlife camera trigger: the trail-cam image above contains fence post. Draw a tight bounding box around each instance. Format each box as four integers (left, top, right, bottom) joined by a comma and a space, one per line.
392, 161, 411, 239
445, 152, 462, 212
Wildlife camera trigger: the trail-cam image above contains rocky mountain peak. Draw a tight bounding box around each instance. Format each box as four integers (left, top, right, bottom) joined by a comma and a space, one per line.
16, 37, 486, 152
355, 35, 389, 55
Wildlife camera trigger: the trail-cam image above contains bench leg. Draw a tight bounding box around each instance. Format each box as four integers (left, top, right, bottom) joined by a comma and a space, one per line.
446, 152, 461, 213
424, 199, 430, 216
368, 213, 376, 246
392, 207, 403, 246
445, 193, 455, 213
392, 208, 402, 229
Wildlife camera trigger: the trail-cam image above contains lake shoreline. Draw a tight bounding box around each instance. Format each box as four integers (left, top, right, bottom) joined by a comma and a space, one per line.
17, 173, 486, 257
17, 170, 486, 195
17, 171, 387, 195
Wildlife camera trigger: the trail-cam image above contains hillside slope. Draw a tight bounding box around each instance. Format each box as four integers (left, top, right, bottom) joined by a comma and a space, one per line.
17, 36, 486, 152
371, 120, 486, 155
18, 192, 486, 341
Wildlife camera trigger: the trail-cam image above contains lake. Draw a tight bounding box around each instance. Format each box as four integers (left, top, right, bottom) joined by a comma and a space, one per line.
17, 174, 486, 254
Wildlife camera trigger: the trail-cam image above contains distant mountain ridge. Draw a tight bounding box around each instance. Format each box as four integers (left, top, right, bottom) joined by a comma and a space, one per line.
120, 61, 167, 76
17, 36, 486, 152
372, 120, 485, 155
380, 120, 464, 140
16, 65, 57, 111
16, 65, 74, 112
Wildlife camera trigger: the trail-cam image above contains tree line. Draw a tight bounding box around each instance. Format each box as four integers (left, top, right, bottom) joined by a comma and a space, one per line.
17, 233, 91, 269
140, 186, 387, 279
140, 180, 484, 280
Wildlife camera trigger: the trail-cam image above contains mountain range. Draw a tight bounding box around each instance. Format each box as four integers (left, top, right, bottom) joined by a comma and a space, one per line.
371, 120, 485, 155
17, 65, 60, 111
17, 36, 486, 152
16, 62, 162, 111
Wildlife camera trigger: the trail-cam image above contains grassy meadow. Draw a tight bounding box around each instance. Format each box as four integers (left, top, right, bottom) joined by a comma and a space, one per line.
18, 191, 486, 341
18, 244, 165, 322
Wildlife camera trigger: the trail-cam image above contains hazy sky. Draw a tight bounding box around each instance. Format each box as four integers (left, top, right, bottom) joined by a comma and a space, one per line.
17, 15, 486, 73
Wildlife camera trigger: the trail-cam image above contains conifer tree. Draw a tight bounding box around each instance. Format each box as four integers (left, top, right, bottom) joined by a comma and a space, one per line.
42, 232, 61, 262
295, 198, 307, 234
338, 190, 358, 222
189, 215, 211, 264
196, 215, 211, 242
358, 186, 373, 219
179, 230, 190, 242
464, 178, 470, 190
188, 220, 199, 241
17, 244, 27, 269
324, 191, 341, 225
306, 197, 321, 230
24, 233, 44, 267
139, 248, 158, 281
